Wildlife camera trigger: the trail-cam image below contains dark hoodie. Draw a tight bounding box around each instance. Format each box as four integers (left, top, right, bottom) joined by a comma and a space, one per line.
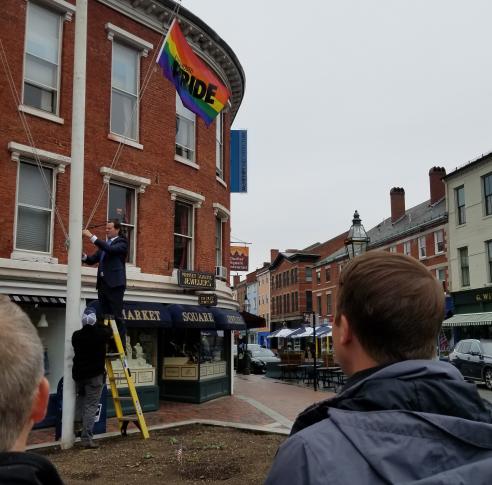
266, 360, 492, 485
0, 452, 64, 484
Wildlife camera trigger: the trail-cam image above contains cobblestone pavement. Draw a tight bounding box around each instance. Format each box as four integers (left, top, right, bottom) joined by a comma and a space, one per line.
27, 374, 333, 447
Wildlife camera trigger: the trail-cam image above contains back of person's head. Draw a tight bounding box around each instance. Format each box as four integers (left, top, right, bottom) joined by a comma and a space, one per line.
336, 251, 444, 363
0, 296, 44, 452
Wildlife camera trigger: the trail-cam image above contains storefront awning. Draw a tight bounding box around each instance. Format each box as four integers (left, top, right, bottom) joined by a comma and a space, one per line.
166, 304, 215, 329
87, 300, 170, 328
268, 328, 297, 338
209, 308, 246, 330
9, 294, 66, 306
442, 312, 492, 327
240, 311, 266, 329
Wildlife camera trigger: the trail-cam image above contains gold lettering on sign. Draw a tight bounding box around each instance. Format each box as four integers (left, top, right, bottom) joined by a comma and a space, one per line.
182, 312, 214, 323
476, 291, 492, 302
122, 309, 161, 320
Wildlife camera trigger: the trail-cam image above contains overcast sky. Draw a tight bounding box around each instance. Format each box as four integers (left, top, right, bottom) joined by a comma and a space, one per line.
184, 0, 492, 272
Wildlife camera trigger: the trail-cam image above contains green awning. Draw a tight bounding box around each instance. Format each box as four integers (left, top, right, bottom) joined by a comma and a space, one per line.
442, 312, 492, 327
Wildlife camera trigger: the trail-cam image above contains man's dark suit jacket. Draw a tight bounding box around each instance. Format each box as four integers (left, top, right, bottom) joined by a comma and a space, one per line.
84, 236, 128, 288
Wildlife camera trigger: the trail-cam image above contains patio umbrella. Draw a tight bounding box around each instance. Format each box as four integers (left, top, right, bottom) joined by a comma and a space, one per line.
315, 325, 332, 338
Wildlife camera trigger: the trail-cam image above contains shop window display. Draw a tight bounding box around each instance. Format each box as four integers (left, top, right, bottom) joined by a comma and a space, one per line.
109, 328, 157, 387
162, 329, 226, 381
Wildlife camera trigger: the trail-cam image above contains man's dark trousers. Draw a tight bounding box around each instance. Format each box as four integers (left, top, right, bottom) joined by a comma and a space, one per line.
98, 279, 125, 339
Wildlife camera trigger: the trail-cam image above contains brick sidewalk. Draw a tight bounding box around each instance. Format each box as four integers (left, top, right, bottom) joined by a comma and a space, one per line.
27, 374, 333, 447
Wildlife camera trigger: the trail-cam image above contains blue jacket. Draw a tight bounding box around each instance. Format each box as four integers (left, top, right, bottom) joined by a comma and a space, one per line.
84, 236, 127, 288
265, 361, 492, 485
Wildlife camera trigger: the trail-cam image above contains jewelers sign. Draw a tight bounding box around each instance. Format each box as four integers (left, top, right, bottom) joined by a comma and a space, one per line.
178, 270, 215, 290
230, 246, 249, 271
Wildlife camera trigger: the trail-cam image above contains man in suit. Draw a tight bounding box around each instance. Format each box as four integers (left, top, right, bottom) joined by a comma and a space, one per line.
82, 219, 127, 337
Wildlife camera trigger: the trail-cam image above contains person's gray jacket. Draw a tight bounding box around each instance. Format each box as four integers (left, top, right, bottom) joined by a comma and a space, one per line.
265, 360, 492, 484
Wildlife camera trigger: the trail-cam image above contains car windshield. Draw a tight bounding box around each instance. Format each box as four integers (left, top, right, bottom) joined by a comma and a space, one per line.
481, 342, 492, 355
252, 349, 276, 358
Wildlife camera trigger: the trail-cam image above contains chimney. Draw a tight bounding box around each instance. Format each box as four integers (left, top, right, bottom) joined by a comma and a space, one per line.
270, 249, 279, 262
429, 166, 446, 204
233, 275, 240, 287
390, 187, 405, 223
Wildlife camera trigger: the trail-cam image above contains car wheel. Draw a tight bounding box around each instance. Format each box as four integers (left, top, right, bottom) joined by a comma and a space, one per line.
484, 368, 492, 390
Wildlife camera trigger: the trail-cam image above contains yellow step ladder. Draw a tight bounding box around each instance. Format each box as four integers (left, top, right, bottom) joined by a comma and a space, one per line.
104, 317, 149, 439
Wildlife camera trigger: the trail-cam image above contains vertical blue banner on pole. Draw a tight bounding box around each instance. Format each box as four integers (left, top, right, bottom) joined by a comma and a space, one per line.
230, 130, 247, 193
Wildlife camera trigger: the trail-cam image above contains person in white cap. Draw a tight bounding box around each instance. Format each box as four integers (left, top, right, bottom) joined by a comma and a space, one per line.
72, 309, 112, 448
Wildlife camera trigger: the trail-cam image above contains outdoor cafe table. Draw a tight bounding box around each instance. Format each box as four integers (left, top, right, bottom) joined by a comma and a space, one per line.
297, 364, 316, 383
278, 363, 300, 381
318, 366, 343, 389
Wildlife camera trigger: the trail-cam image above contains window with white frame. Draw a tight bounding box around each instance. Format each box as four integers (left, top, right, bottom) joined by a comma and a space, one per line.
174, 201, 194, 269
216, 113, 224, 179
459, 247, 470, 287
455, 186, 466, 225
436, 268, 446, 289
486, 241, 492, 283
483, 173, 492, 216
434, 230, 444, 254
403, 241, 411, 256
389, 246, 396, 253
176, 96, 195, 162
326, 293, 332, 316
23, 2, 62, 114
111, 42, 139, 140
215, 217, 223, 267
15, 161, 54, 253
108, 183, 136, 264
305, 267, 312, 282
418, 236, 426, 258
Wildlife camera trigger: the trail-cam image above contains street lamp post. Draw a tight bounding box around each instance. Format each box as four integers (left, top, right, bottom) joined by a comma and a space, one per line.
345, 210, 370, 260
243, 297, 251, 375
304, 312, 318, 391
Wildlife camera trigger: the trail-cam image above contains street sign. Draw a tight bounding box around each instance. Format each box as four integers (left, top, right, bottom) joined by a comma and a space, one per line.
177, 270, 215, 290
198, 294, 218, 306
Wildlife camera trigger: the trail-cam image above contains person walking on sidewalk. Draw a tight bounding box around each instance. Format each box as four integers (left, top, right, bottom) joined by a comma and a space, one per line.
266, 251, 492, 485
0, 296, 64, 484
72, 310, 112, 449
82, 219, 127, 338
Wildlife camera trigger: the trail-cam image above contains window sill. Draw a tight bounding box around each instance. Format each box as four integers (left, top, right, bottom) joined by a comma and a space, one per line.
216, 176, 227, 188
175, 155, 200, 170
108, 133, 143, 150
11, 250, 58, 264
19, 105, 64, 125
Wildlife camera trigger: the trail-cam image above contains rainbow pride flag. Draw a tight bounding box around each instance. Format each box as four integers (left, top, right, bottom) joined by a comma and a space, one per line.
156, 19, 230, 126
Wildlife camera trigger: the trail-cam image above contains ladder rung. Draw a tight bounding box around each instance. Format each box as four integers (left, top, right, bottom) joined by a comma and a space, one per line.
113, 396, 133, 401
108, 376, 128, 381
106, 353, 122, 358
118, 415, 139, 422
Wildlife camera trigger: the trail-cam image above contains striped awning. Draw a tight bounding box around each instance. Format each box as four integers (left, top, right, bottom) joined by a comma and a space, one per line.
9, 294, 66, 306
442, 312, 492, 327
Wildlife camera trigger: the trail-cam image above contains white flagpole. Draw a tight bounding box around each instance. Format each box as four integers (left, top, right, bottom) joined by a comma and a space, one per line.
61, 0, 88, 449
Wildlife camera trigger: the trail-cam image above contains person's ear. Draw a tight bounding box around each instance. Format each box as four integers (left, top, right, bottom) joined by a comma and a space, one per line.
31, 377, 50, 423
339, 315, 353, 345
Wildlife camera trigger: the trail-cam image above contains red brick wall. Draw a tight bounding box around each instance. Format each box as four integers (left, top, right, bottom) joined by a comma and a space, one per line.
0, 1, 231, 276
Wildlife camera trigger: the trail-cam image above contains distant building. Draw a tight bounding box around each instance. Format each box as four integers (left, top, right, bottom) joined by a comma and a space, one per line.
270, 232, 348, 331
312, 168, 449, 322
443, 153, 492, 341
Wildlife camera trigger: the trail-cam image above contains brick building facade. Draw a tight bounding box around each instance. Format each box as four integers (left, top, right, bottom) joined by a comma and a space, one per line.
0, 0, 245, 411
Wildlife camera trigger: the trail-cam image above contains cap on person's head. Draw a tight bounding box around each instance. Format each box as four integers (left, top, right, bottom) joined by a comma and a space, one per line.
82, 311, 97, 327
